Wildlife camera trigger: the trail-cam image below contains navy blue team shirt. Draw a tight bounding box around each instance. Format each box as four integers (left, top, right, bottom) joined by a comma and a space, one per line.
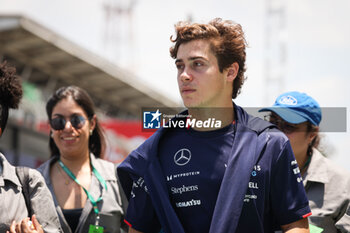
158, 124, 235, 233
118, 106, 311, 233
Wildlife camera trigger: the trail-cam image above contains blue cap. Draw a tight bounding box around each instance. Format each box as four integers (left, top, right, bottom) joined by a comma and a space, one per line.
259, 91, 322, 126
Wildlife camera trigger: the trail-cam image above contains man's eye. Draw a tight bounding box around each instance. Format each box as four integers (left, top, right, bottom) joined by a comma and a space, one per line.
194, 62, 203, 67
176, 64, 184, 70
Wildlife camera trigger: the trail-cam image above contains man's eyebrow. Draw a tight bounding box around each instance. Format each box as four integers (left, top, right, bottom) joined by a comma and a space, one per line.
175, 56, 206, 63
188, 56, 205, 61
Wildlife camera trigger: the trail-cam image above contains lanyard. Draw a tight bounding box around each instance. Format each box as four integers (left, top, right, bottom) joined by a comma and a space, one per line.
301, 154, 312, 174
58, 159, 107, 215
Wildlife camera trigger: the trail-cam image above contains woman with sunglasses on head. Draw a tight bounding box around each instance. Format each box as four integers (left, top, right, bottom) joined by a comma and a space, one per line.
260, 91, 350, 233
37, 86, 128, 233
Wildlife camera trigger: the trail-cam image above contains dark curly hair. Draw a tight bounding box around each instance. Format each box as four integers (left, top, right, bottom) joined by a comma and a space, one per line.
170, 18, 247, 99
46, 86, 106, 158
0, 61, 23, 134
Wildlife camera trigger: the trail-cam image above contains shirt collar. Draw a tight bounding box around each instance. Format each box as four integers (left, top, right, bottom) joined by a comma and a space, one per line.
40, 156, 58, 186
0, 152, 22, 187
303, 148, 329, 184
90, 153, 116, 181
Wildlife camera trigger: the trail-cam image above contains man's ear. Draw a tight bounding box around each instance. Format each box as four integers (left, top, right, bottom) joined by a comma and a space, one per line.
226, 62, 239, 82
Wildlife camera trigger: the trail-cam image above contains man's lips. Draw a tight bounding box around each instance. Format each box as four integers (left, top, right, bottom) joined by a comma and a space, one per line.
181, 88, 196, 94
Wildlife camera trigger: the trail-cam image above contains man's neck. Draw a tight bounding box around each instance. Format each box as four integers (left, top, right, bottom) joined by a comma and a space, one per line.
188, 103, 235, 131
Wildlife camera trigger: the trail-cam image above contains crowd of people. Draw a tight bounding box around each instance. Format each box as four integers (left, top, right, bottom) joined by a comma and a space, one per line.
0, 18, 349, 233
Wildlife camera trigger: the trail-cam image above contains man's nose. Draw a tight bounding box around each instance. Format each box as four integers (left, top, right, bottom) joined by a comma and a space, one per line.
180, 68, 193, 82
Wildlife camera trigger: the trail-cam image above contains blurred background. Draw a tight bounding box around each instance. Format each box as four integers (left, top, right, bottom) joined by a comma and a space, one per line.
0, 0, 349, 170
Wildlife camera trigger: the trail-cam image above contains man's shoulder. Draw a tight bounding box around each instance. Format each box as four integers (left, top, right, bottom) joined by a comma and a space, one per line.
16, 166, 48, 191
241, 109, 292, 162
131, 127, 166, 156
236, 106, 288, 144
235, 105, 275, 134
118, 128, 165, 176
245, 115, 274, 134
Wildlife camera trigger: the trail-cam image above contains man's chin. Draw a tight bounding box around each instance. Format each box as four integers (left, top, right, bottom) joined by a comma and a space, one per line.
182, 99, 207, 109
183, 102, 199, 108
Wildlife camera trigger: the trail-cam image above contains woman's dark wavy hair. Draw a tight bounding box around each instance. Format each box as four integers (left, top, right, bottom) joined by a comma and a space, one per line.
46, 86, 106, 158
307, 123, 320, 156
170, 18, 247, 99
0, 61, 23, 134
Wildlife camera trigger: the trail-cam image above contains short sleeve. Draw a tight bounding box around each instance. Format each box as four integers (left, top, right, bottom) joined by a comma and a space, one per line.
125, 176, 161, 233
270, 141, 311, 225
115, 166, 129, 233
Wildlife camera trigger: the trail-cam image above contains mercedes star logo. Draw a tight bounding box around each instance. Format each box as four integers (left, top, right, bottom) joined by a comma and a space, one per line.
174, 148, 191, 166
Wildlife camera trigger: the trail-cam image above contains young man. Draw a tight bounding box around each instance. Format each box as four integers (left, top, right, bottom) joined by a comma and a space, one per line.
118, 18, 311, 233
0, 61, 62, 233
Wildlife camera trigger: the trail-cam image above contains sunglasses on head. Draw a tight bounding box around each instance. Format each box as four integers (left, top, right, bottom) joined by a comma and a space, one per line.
50, 115, 87, 131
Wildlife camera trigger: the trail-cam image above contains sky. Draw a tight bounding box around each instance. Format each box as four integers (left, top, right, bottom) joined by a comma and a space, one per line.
1, 0, 350, 170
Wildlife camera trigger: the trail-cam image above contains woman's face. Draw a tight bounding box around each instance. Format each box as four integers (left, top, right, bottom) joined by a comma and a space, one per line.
269, 114, 315, 159
50, 96, 95, 159
284, 122, 312, 159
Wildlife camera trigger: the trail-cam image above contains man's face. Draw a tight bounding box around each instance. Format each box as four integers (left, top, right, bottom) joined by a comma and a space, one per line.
175, 39, 233, 108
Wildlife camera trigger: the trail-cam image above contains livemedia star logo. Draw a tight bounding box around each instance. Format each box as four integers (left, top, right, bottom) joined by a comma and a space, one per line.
142, 109, 222, 130
143, 109, 162, 129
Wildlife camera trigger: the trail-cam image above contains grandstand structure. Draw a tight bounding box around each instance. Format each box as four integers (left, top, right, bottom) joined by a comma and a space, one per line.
0, 15, 180, 166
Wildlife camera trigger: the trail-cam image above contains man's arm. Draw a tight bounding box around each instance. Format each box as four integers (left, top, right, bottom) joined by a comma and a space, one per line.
269, 141, 311, 232
281, 218, 309, 233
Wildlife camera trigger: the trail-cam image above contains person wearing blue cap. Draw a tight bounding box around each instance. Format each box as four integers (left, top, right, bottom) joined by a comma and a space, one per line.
260, 91, 350, 233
